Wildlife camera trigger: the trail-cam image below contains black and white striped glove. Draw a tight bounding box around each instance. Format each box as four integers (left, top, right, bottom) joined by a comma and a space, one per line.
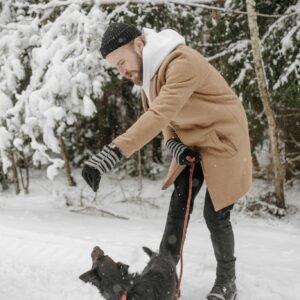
166, 138, 201, 165
82, 143, 122, 192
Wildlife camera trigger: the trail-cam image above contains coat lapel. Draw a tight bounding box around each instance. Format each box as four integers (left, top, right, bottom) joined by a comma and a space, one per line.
150, 74, 158, 102
141, 90, 149, 112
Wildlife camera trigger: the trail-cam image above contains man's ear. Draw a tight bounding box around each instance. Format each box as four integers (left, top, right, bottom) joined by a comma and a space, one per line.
117, 262, 129, 276
133, 36, 144, 54
79, 269, 101, 287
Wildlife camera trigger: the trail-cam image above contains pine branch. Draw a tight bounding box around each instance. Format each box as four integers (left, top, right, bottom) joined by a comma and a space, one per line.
107, 0, 133, 20
170, 0, 300, 18
207, 40, 250, 62
261, 5, 300, 44
29, 0, 73, 11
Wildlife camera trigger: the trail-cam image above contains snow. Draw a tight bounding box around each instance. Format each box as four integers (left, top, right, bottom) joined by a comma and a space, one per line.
0, 90, 12, 118
274, 54, 300, 90
82, 95, 97, 117
0, 1, 108, 177
98, 0, 215, 4
0, 126, 12, 172
0, 170, 299, 300
0, 1, 299, 298
46, 159, 65, 181
281, 23, 299, 55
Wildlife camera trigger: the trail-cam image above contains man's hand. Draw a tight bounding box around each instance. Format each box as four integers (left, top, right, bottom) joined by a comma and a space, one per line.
82, 143, 122, 192
165, 138, 201, 165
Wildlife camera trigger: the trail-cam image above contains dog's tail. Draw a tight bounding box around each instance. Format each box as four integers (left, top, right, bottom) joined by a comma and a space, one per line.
142, 246, 156, 258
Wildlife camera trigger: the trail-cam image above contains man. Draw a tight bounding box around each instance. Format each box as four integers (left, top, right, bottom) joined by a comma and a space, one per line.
82, 23, 252, 300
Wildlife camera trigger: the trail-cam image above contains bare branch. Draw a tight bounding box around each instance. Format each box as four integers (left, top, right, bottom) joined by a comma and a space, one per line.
170, 0, 300, 18
100, 0, 213, 4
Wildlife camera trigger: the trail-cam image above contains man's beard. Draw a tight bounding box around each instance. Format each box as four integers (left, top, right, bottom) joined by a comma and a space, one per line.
125, 52, 143, 86
135, 54, 143, 86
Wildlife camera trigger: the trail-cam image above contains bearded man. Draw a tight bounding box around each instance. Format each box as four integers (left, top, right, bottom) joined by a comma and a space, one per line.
82, 23, 252, 300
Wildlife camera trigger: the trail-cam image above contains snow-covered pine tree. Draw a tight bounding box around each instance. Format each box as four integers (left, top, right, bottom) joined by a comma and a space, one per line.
262, 1, 300, 183
1, 0, 299, 196
204, 0, 300, 184
0, 0, 108, 190
0, 0, 41, 192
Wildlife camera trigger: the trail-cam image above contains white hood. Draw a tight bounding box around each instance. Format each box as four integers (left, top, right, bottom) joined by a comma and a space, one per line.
142, 28, 185, 105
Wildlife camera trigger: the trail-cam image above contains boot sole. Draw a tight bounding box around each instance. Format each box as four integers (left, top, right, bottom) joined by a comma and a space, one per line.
207, 292, 237, 300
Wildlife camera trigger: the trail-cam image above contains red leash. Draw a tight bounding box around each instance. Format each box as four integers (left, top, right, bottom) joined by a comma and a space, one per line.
175, 160, 196, 299
121, 289, 127, 300
121, 161, 196, 300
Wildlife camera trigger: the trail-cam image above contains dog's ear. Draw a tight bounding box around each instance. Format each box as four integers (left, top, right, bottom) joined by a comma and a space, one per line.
79, 269, 101, 287
117, 262, 129, 276
142, 246, 156, 258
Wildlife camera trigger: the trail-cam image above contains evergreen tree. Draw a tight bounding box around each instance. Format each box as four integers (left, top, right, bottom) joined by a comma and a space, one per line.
0, 0, 108, 187
204, 0, 300, 181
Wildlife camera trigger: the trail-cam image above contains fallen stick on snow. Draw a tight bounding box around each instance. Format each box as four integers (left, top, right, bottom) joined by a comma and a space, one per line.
69, 206, 129, 220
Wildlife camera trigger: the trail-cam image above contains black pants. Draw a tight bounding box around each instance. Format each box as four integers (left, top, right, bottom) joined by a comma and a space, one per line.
159, 162, 236, 282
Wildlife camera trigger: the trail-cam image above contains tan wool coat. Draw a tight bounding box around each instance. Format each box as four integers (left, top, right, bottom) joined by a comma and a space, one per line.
113, 44, 252, 211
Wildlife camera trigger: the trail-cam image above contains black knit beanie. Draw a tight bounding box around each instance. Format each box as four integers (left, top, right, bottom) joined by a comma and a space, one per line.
100, 23, 142, 58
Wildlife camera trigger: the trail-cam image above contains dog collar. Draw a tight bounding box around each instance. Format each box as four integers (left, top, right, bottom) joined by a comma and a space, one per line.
121, 289, 127, 300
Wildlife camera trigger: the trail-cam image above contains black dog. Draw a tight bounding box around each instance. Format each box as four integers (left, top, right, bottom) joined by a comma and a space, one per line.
79, 245, 177, 300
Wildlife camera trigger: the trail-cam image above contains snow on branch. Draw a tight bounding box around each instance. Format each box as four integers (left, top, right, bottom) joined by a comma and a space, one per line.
98, 0, 214, 5
274, 57, 300, 90
207, 39, 250, 62
261, 3, 300, 44
261, 3, 300, 90
29, 0, 73, 10
0, 0, 110, 179
170, 0, 300, 18
106, 0, 134, 20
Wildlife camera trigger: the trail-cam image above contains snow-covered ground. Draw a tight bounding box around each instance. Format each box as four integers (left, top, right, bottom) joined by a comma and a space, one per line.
0, 170, 299, 300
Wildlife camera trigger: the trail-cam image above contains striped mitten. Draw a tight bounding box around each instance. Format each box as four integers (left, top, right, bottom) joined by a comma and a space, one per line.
82, 143, 122, 191
165, 138, 200, 165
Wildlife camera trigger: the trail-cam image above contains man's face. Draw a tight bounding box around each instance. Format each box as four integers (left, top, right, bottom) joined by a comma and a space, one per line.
106, 38, 144, 86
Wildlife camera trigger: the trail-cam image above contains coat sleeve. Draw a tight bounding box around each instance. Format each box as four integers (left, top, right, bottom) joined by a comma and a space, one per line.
162, 126, 177, 141
112, 52, 204, 158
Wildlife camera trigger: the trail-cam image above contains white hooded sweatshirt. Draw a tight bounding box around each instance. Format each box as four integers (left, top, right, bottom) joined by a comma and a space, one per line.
142, 28, 185, 106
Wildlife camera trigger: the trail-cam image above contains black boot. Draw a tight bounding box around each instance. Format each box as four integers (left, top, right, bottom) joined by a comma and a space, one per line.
207, 278, 237, 300
203, 191, 237, 300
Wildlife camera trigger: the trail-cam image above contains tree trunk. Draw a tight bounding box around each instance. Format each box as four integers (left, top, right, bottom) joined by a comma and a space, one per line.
18, 158, 30, 194
246, 0, 285, 208
11, 152, 20, 194
60, 136, 76, 187
0, 163, 9, 191
152, 135, 163, 163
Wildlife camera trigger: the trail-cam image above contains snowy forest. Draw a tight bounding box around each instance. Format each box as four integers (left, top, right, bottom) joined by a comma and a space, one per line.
0, 1, 299, 300
0, 0, 299, 211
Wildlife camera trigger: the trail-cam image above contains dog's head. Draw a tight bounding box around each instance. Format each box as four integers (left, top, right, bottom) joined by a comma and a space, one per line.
79, 246, 131, 299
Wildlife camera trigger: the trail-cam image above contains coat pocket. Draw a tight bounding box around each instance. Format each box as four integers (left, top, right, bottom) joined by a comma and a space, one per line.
207, 130, 237, 158
161, 159, 186, 190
